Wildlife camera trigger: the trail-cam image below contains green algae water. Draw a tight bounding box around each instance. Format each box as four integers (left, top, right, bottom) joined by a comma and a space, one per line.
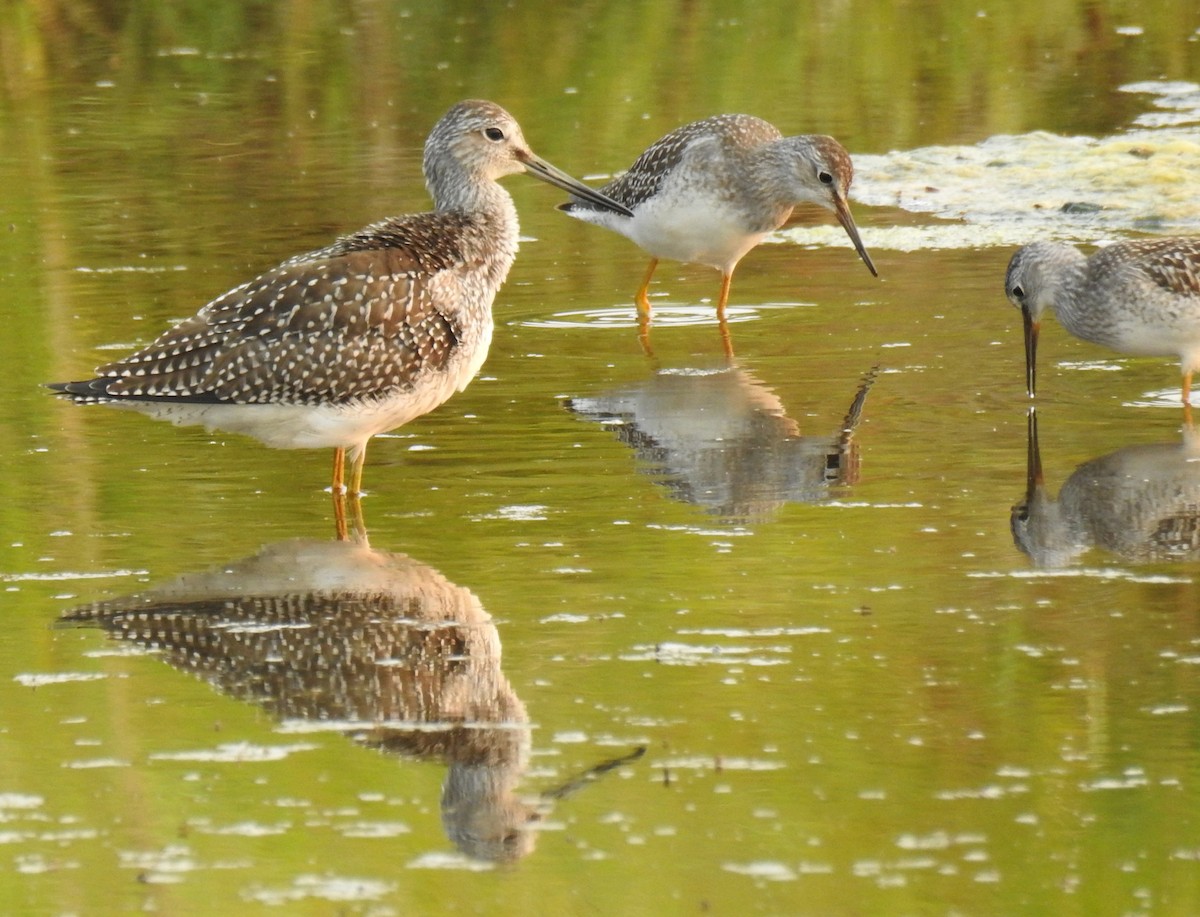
2, 2, 1200, 915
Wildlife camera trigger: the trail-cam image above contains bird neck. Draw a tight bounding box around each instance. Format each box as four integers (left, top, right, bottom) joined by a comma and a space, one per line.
745, 138, 816, 228
425, 155, 521, 226
424, 157, 521, 287
1043, 248, 1092, 338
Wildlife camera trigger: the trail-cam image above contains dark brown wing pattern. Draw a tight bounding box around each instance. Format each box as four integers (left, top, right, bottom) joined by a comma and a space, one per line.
74, 212, 477, 406
1121, 238, 1200, 298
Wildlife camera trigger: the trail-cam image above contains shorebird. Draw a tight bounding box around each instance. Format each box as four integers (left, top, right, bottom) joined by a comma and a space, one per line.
1004, 238, 1200, 403
48, 100, 632, 536
558, 114, 877, 337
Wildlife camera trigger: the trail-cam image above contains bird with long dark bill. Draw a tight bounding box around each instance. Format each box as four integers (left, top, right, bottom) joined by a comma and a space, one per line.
49, 100, 632, 533
559, 113, 878, 328
1005, 239, 1200, 405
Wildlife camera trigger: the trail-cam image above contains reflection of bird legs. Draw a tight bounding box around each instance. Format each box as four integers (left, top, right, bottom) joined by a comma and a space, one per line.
331, 447, 369, 543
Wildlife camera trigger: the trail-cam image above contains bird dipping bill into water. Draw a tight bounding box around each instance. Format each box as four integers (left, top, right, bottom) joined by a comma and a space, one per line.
49, 100, 632, 514
1004, 238, 1200, 404
558, 114, 878, 321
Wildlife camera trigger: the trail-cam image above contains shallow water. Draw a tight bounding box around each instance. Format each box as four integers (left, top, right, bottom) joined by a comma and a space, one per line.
3, 2, 1200, 915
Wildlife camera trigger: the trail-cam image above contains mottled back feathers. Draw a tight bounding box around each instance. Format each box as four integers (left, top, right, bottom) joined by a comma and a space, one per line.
1099, 237, 1200, 298
564, 114, 784, 213
53, 211, 484, 407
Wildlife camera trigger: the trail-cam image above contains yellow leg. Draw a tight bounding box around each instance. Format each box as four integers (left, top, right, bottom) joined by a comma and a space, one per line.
347, 444, 369, 542
635, 258, 659, 358
635, 258, 659, 317
717, 272, 734, 361
332, 447, 346, 493
332, 447, 348, 541
349, 443, 368, 497
1184, 370, 1193, 408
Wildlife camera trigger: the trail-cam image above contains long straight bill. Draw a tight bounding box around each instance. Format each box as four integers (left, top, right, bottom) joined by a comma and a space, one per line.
1022, 306, 1039, 397
833, 194, 878, 278
520, 152, 634, 217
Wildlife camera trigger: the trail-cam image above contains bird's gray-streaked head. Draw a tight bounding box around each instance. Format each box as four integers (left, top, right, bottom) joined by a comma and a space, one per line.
779, 135, 877, 278
424, 100, 632, 216
1005, 241, 1086, 397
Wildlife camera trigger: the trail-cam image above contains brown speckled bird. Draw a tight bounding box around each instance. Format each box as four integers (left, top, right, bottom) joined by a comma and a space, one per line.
559, 114, 877, 324
1005, 238, 1200, 403
49, 100, 632, 509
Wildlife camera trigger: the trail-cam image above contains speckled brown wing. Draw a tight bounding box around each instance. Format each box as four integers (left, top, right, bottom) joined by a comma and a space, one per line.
1122, 238, 1200, 298
83, 212, 476, 406
569, 114, 782, 211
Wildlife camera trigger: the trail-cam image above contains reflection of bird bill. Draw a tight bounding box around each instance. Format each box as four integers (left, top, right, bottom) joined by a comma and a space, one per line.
540, 746, 648, 802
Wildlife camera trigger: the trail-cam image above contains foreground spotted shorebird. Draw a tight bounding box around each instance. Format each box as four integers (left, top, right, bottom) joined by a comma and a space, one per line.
49, 100, 632, 536
1004, 238, 1200, 405
559, 113, 877, 350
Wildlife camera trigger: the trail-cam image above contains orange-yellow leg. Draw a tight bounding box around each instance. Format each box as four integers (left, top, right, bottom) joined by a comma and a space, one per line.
635, 258, 660, 357
635, 258, 659, 317
331, 445, 369, 542
348, 444, 368, 497
716, 272, 734, 361
332, 447, 348, 541
332, 447, 346, 493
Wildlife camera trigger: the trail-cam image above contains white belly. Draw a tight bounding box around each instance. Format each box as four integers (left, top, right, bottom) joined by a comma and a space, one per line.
111, 320, 494, 452
626, 190, 768, 272
567, 182, 773, 273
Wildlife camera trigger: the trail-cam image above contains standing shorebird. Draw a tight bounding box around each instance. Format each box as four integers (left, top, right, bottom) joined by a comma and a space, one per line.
1004, 239, 1200, 404
558, 114, 878, 345
49, 100, 631, 535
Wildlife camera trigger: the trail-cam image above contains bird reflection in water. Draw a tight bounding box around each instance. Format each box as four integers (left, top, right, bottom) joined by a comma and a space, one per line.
60, 537, 644, 863
1012, 409, 1200, 567
568, 364, 877, 523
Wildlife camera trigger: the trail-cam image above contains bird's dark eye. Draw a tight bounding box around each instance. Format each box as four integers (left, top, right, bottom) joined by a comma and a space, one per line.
818, 170, 834, 185
484, 127, 505, 142
1010, 284, 1025, 301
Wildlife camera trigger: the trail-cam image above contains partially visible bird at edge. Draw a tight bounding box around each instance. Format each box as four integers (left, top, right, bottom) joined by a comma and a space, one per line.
559, 113, 878, 356
48, 100, 633, 540
1004, 238, 1200, 413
